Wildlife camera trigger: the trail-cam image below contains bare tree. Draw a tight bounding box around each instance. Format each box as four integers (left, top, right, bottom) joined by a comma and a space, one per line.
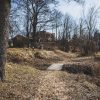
63, 14, 73, 40
0, 0, 10, 81
58, 14, 74, 52
50, 10, 62, 40
17, 0, 57, 46
85, 6, 99, 39
80, 6, 100, 55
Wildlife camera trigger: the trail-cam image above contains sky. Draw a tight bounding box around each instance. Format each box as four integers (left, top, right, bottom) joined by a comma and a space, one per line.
57, 0, 100, 20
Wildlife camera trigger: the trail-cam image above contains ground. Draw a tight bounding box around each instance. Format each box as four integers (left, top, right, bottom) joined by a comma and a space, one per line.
0, 48, 100, 100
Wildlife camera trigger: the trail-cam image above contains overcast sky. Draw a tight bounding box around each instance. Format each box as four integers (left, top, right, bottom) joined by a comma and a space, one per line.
57, 0, 100, 20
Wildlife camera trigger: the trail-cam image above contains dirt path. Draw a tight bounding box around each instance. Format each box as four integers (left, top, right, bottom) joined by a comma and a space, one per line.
33, 71, 99, 100
33, 71, 68, 100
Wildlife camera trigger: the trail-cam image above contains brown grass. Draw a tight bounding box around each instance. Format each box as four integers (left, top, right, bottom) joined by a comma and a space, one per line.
7, 48, 34, 64
93, 62, 100, 77
0, 48, 99, 100
0, 62, 41, 100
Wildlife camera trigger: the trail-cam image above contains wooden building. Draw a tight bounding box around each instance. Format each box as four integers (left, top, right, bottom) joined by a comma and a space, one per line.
9, 31, 57, 50
9, 35, 28, 48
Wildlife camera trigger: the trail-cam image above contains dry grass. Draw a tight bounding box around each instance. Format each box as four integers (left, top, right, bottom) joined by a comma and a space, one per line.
96, 52, 100, 56
0, 48, 99, 100
54, 50, 77, 58
6, 62, 39, 82
7, 48, 34, 64
93, 62, 100, 77
34, 50, 58, 59
0, 62, 41, 100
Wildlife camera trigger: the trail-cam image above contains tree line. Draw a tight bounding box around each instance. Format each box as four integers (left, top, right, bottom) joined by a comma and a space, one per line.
10, 1, 100, 55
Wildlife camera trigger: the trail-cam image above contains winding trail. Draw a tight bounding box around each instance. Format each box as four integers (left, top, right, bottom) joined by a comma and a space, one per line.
34, 71, 68, 100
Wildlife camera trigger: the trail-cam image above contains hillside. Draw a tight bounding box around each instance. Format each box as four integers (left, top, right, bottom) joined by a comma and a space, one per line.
0, 48, 100, 100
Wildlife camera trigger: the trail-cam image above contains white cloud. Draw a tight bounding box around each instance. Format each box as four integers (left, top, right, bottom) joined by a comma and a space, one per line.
57, 1, 83, 19
57, 0, 100, 20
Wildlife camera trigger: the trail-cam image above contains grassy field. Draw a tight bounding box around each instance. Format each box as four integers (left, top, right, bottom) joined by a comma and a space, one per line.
0, 48, 99, 100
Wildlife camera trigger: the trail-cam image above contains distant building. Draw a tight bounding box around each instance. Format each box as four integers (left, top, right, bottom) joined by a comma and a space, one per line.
33, 31, 56, 50
9, 35, 28, 48
31, 31, 55, 42
9, 31, 57, 50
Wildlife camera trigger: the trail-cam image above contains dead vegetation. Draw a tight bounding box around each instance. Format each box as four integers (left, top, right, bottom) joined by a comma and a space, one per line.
93, 62, 100, 77
62, 63, 94, 76
0, 48, 99, 100
7, 48, 34, 64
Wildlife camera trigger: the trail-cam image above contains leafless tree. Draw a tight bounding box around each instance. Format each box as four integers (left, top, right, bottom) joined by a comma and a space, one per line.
58, 14, 74, 52
85, 6, 99, 39
50, 10, 62, 40
29, 0, 55, 43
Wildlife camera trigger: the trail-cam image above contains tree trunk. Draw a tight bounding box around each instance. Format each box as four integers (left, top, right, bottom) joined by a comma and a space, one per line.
0, 0, 10, 81
32, 23, 37, 47
32, 15, 37, 47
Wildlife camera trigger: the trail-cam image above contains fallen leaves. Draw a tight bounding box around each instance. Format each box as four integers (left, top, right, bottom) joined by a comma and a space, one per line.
0, 48, 99, 100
